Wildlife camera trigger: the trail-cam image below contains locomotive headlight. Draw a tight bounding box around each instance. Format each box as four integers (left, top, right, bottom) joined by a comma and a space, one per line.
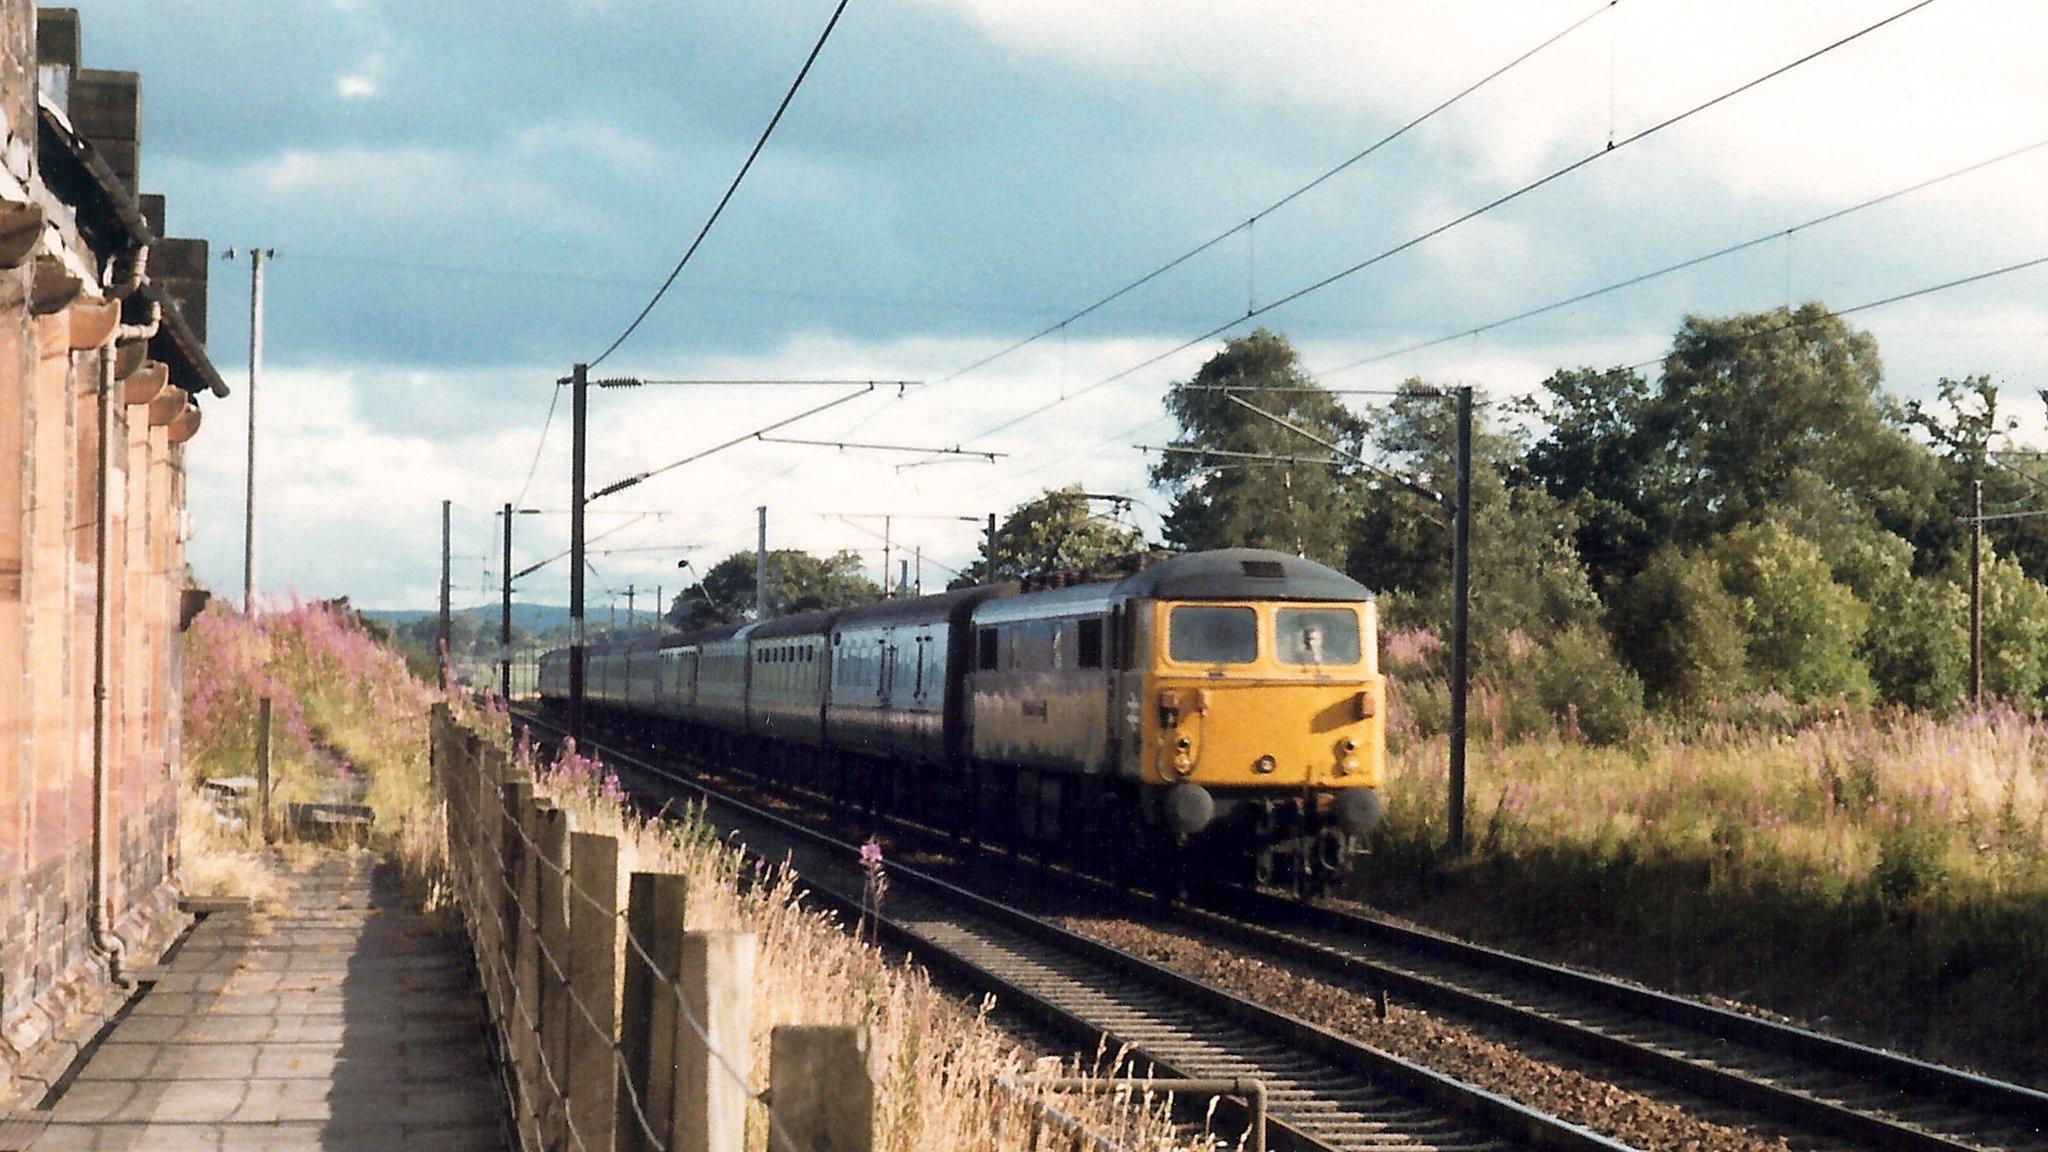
1253, 754, 1277, 775
1173, 752, 1194, 773
1338, 756, 1361, 775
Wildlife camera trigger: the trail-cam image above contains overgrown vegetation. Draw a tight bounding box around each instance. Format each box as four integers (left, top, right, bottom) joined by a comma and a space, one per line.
181, 599, 440, 901
529, 739, 1211, 1151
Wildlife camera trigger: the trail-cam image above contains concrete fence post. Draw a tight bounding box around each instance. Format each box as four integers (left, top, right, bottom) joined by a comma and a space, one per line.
771, 1026, 875, 1152
567, 830, 621, 1152
674, 931, 755, 1152
537, 805, 573, 1149
619, 872, 689, 1152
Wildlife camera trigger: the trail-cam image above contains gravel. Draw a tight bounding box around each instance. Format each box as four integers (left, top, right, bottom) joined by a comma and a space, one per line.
1061, 915, 1816, 1152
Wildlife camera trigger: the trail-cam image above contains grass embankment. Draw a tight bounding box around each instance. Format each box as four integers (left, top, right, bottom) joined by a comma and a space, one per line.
1369, 686, 2048, 1084
184, 602, 1210, 1149
181, 600, 440, 902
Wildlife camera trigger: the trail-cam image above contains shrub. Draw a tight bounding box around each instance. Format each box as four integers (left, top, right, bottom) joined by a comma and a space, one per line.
1613, 547, 1748, 708
1535, 626, 1645, 744
1713, 520, 1872, 704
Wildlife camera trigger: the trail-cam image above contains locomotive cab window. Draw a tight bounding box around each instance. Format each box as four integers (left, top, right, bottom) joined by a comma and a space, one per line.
1276, 607, 1362, 665
1167, 605, 1257, 665
977, 627, 999, 671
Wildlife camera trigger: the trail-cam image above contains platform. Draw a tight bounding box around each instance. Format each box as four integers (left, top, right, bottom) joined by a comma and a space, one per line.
19, 851, 509, 1151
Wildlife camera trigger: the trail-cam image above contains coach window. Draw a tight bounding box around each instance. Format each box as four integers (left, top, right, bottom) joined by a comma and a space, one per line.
977, 627, 999, 671
1078, 618, 1104, 668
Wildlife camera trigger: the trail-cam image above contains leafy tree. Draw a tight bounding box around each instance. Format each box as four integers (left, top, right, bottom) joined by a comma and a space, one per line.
1150, 330, 1363, 565
1961, 551, 2048, 702
1347, 384, 1604, 663
1652, 305, 1940, 546
1906, 376, 2048, 581
1612, 547, 1749, 708
1514, 366, 1672, 592
952, 485, 1149, 587
669, 549, 880, 628
1711, 521, 1872, 704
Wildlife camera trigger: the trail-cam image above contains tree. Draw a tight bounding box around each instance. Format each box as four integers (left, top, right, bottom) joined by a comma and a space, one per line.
1905, 376, 2048, 582
1515, 366, 1673, 592
1613, 547, 1750, 708
952, 486, 1149, 587
668, 549, 881, 628
1347, 384, 1604, 663
1652, 305, 1940, 546
1150, 330, 1363, 566
1712, 520, 1872, 704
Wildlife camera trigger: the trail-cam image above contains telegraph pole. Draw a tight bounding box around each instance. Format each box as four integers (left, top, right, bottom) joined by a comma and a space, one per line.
232, 247, 273, 615
625, 584, 636, 630
1447, 385, 1473, 854
438, 499, 452, 690
1970, 477, 1983, 706
755, 506, 770, 619
882, 515, 892, 597
568, 363, 588, 744
986, 512, 999, 583
500, 502, 513, 701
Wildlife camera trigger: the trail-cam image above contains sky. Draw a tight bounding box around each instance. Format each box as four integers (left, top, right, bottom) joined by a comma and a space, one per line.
59, 0, 2048, 613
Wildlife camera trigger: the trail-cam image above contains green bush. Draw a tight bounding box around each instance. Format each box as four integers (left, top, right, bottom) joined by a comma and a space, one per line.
1613, 547, 1749, 707
1714, 520, 1872, 704
1535, 626, 1645, 744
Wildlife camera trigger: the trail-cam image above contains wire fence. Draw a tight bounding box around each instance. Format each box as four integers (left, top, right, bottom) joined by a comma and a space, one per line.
430, 705, 1219, 1152
431, 704, 839, 1152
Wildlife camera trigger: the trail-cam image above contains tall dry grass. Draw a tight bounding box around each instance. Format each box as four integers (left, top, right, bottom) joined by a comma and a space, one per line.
1367, 691, 2048, 1080
526, 738, 1218, 1152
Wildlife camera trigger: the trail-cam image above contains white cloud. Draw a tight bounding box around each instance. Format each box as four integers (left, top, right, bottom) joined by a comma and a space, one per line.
336, 74, 379, 100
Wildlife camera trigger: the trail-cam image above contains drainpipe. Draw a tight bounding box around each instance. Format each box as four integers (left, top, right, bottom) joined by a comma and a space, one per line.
90, 326, 133, 989
103, 244, 148, 301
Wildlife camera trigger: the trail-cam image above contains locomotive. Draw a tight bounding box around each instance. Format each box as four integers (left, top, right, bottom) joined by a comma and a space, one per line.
538, 548, 1387, 889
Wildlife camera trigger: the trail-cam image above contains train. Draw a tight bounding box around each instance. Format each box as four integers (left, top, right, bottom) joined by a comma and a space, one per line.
537, 548, 1388, 890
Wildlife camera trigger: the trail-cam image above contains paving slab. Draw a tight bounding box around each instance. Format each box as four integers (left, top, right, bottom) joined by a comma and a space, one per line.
20, 851, 511, 1152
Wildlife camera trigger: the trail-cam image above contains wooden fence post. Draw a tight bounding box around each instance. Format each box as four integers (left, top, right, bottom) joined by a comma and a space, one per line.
568, 830, 621, 1152
619, 872, 688, 1152
255, 696, 273, 843
500, 780, 540, 1149
770, 1026, 875, 1152
537, 805, 573, 1149
674, 931, 755, 1152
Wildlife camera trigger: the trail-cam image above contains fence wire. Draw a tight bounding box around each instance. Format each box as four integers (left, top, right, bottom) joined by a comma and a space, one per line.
439, 713, 803, 1152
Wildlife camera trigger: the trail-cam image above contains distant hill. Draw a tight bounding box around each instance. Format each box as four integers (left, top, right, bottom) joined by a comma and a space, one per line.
365, 603, 582, 634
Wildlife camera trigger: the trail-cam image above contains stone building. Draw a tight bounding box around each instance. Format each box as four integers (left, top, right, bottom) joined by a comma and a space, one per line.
0, 4, 224, 1093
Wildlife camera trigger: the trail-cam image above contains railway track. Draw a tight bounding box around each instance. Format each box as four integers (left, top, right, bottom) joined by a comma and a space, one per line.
514, 711, 1635, 1152
1171, 888, 2048, 1152
517, 709, 2048, 1152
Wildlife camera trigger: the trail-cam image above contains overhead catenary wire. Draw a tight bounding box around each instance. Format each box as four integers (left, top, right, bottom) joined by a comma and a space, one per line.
513, 380, 567, 511
928, 0, 1618, 388
586, 0, 854, 369
1318, 133, 2048, 376
1621, 252, 2048, 372
927, 0, 1940, 458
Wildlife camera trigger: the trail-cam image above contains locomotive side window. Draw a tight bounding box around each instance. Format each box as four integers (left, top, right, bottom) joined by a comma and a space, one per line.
1168, 605, 1257, 664
1277, 607, 1361, 665
1077, 618, 1104, 668
977, 627, 998, 671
